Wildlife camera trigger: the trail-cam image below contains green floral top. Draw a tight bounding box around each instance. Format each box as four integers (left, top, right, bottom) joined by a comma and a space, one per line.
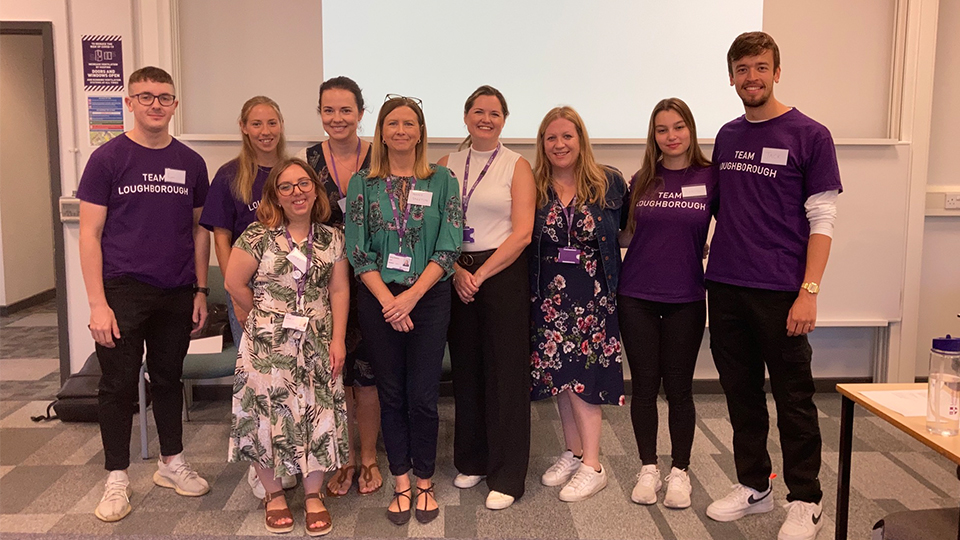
345, 165, 463, 286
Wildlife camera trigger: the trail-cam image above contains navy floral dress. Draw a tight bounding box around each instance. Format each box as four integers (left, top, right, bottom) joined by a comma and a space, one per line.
531, 197, 625, 406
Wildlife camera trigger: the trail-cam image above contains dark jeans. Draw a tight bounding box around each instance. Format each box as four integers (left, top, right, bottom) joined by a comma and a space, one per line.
706, 280, 822, 503
358, 279, 451, 479
448, 254, 531, 499
618, 296, 705, 470
97, 276, 194, 471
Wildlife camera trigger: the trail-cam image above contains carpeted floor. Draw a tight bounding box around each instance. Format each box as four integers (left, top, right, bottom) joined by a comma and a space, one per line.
1, 300, 957, 539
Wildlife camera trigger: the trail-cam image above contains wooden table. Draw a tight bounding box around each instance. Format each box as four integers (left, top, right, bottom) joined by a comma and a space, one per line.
835, 383, 960, 539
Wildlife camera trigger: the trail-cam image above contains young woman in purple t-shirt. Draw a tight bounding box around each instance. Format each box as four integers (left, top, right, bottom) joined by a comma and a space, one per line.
618, 98, 715, 510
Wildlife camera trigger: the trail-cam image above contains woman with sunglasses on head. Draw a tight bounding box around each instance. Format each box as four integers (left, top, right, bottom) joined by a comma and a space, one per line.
530, 106, 628, 503
618, 98, 715, 509
200, 96, 298, 497
436, 86, 535, 511
225, 157, 350, 536
296, 76, 382, 498
345, 95, 462, 525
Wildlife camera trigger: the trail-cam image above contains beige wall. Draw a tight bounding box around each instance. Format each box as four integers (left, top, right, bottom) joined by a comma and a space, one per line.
0, 33, 56, 306
917, 0, 960, 376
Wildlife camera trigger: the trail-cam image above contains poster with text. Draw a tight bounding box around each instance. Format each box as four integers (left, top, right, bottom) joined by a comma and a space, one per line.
88, 96, 124, 146
82, 35, 123, 92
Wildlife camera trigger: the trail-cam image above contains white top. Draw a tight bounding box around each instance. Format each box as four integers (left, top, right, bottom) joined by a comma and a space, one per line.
445, 144, 521, 252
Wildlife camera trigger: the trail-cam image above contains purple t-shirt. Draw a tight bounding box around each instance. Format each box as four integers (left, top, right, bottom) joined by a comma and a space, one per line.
620, 165, 716, 303
77, 134, 209, 289
705, 108, 842, 291
199, 159, 268, 244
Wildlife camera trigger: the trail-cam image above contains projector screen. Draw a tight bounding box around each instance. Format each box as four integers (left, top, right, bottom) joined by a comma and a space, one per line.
322, 0, 763, 140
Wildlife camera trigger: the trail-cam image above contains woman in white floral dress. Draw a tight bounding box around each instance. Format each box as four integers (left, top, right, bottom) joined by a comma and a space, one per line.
225, 157, 349, 536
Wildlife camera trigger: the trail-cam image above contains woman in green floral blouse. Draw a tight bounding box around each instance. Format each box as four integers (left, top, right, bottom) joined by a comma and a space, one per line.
225, 158, 349, 536
344, 96, 461, 526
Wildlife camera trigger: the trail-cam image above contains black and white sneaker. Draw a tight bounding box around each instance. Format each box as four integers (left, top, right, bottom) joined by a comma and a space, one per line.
706, 482, 775, 522
778, 500, 824, 540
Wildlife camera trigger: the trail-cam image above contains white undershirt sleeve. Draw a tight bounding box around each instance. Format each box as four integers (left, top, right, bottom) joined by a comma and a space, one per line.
805, 189, 839, 238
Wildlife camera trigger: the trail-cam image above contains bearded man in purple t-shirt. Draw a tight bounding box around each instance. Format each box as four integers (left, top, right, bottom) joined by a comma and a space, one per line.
703, 32, 842, 540
78, 67, 212, 523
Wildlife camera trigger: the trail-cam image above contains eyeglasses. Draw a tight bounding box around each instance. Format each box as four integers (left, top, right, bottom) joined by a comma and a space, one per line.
384, 94, 423, 108
277, 179, 315, 196
131, 92, 176, 107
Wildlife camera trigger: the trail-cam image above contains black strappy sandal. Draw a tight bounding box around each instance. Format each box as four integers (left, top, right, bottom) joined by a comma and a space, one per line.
386, 486, 412, 525
415, 483, 439, 524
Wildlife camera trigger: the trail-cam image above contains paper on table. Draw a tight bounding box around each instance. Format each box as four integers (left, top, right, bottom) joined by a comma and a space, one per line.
861, 389, 928, 417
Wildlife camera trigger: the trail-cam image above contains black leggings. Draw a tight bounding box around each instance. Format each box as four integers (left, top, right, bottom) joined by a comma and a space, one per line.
618, 296, 705, 470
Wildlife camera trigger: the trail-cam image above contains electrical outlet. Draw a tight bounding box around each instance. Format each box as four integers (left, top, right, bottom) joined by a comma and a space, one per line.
946, 193, 960, 210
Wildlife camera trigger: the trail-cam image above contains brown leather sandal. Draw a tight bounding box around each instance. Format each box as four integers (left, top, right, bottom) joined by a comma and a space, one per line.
324, 465, 356, 497
358, 463, 383, 495
263, 490, 294, 534
304, 492, 332, 537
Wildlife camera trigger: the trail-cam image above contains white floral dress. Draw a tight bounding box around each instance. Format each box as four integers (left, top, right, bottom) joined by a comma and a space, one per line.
227, 222, 349, 476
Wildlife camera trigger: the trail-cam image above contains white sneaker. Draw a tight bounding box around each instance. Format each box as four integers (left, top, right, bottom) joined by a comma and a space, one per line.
663, 467, 692, 509
153, 453, 210, 496
778, 500, 824, 540
541, 451, 582, 487
247, 466, 297, 498
631, 464, 661, 505
485, 490, 515, 510
559, 463, 607, 502
453, 473, 485, 489
94, 470, 132, 522
706, 483, 774, 522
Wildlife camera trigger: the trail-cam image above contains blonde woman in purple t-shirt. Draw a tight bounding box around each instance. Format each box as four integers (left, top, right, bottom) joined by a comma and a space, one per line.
618, 98, 715, 510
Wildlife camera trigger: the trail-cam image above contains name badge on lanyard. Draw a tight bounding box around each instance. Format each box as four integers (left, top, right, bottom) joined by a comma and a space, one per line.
461, 144, 500, 243
328, 139, 361, 216
283, 225, 313, 323
282, 313, 309, 332
385, 176, 416, 273
558, 197, 581, 264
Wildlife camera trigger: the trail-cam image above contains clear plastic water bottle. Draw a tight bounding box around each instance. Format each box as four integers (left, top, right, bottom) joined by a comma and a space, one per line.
926, 335, 960, 436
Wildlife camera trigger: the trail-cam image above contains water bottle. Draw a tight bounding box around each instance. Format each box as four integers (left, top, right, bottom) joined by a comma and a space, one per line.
926, 335, 960, 436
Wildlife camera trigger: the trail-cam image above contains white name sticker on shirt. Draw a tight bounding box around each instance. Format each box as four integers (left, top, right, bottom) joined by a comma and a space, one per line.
407, 190, 433, 206
286, 247, 308, 273
282, 313, 309, 332
386, 253, 412, 272
681, 184, 707, 198
164, 168, 186, 185
337, 197, 347, 213
760, 148, 789, 166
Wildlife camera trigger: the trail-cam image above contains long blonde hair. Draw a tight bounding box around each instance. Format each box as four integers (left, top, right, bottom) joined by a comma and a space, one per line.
626, 98, 711, 234
533, 106, 608, 208
233, 96, 286, 204
369, 97, 433, 180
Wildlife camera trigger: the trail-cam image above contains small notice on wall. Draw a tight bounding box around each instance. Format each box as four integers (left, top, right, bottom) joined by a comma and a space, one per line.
82, 35, 123, 91
88, 96, 124, 146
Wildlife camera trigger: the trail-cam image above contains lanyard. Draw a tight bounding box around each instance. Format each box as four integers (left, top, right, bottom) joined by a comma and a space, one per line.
560, 195, 577, 247
385, 176, 417, 252
283, 224, 314, 304
327, 139, 362, 198
461, 144, 500, 216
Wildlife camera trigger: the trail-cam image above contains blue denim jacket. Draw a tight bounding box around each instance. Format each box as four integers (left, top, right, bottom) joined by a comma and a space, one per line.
530, 167, 628, 295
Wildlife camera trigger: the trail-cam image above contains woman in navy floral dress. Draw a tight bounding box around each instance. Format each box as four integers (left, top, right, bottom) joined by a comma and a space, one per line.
530, 106, 628, 503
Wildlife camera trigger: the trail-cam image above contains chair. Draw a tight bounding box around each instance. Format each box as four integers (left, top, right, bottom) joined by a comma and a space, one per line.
139, 267, 237, 459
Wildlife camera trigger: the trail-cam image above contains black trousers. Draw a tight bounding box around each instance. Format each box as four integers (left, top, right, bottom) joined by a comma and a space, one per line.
448, 253, 531, 499
618, 295, 705, 470
358, 279, 450, 479
706, 280, 822, 503
97, 277, 193, 471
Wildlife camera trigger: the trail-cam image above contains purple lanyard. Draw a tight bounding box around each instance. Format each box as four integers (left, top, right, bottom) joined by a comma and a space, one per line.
560, 196, 577, 246
461, 144, 500, 216
385, 176, 417, 251
283, 224, 314, 303
327, 139, 362, 198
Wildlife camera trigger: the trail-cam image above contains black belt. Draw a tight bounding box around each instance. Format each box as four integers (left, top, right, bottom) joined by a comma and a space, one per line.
457, 249, 496, 268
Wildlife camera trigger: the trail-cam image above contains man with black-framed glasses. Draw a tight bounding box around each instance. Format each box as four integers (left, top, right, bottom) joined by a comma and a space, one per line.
78, 66, 212, 522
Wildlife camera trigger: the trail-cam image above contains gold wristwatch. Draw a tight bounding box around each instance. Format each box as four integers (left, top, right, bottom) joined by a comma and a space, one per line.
800, 282, 820, 294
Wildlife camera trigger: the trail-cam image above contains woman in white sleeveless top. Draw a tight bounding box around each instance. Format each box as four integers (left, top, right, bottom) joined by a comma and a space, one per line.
438, 86, 536, 510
